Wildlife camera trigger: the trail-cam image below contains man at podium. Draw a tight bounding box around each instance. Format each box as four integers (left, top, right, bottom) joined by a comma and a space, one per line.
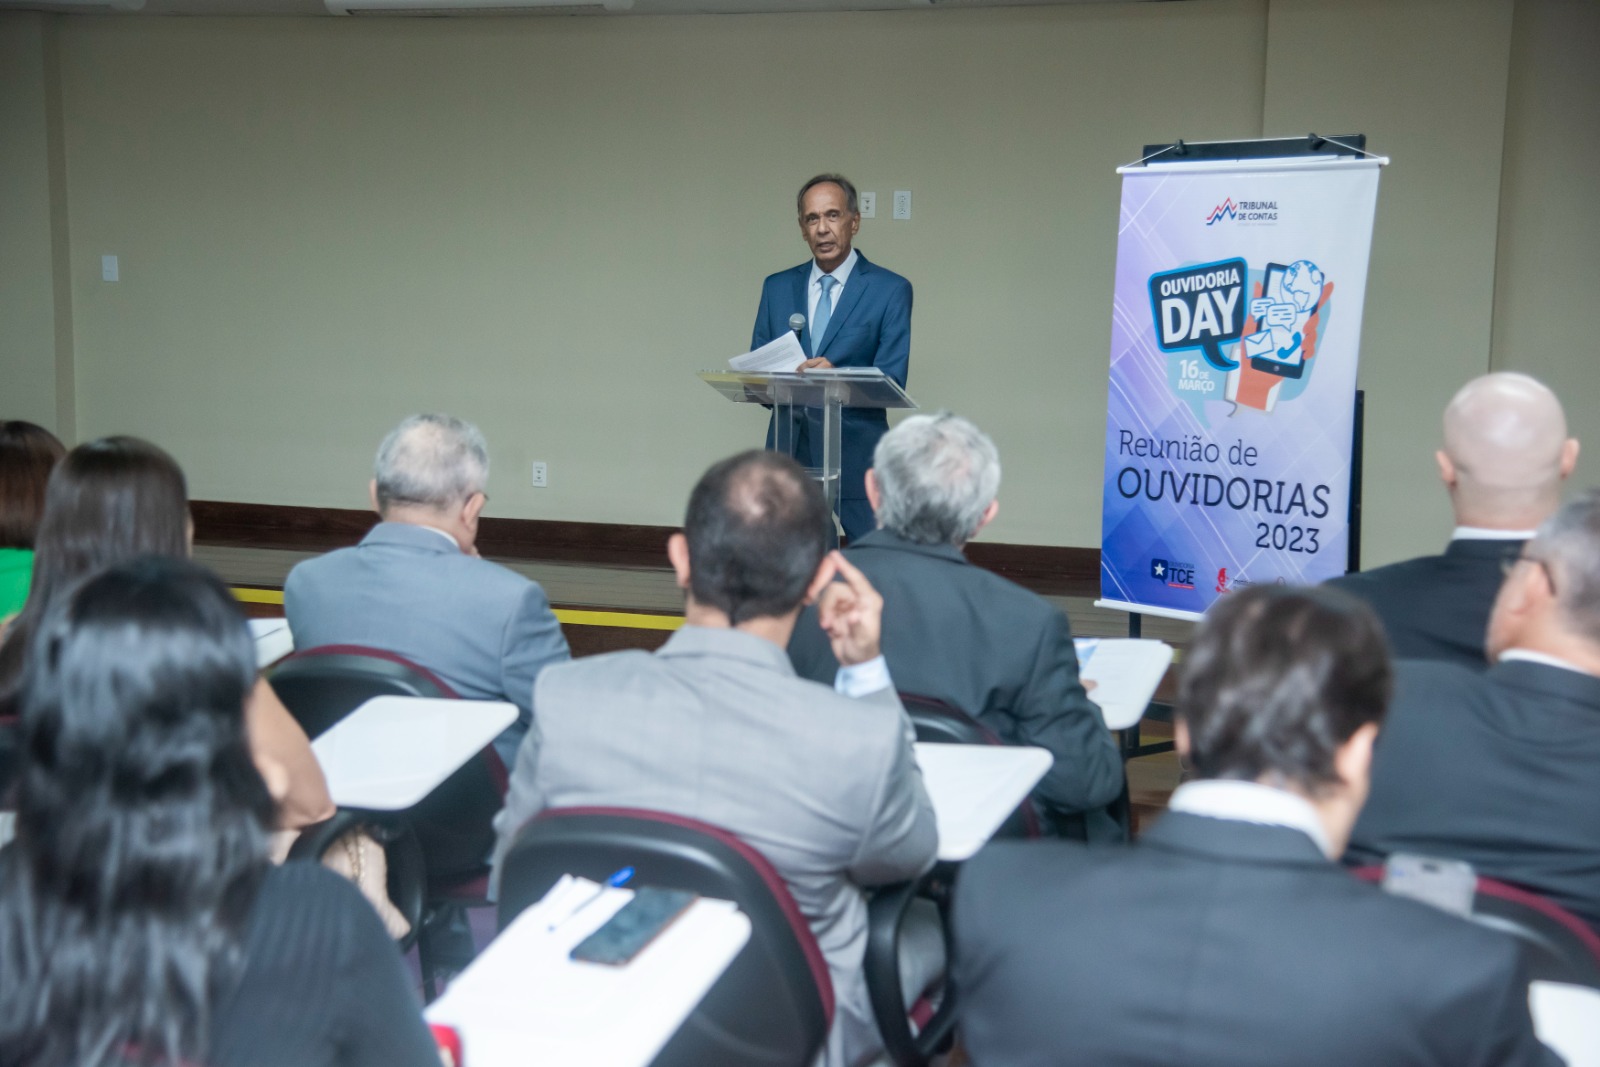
752, 173, 913, 541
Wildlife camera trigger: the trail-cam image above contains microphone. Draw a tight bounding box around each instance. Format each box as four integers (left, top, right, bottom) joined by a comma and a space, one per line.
789, 313, 806, 339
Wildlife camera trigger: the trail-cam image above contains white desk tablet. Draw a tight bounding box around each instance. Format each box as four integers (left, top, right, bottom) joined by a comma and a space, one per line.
913, 742, 1052, 862
1529, 981, 1600, 1067
247, 617, 294, 670
311, 696, 517, 811
426, 875, 751, 1067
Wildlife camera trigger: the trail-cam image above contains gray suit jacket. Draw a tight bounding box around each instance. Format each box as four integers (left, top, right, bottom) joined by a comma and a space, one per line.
788, 530, 1124, 826
283, 522, 570, 764
491, 626, 938, 1067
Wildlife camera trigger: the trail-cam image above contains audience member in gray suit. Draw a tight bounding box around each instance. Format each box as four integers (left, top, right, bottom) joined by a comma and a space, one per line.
492, 450, 938, 1067
1329, 373, 1578, 669
1350, 489, 1600, 934
788, 412, 1124, 837
284, 414, 569, 766
954, 584, 1558, 1067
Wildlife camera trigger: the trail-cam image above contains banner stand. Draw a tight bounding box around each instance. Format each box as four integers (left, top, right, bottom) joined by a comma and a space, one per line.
1097, 135, 1383, 744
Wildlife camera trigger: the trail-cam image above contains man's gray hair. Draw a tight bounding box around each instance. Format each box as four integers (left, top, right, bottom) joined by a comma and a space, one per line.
373, 413, 490, 513
872, 412, 1001, 547
1529, 488, 1600, 646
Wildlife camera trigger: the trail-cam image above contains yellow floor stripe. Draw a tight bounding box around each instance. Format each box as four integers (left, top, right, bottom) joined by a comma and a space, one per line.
229, 587, 683, 631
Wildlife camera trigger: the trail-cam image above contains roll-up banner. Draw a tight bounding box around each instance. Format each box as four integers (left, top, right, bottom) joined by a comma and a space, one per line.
1099, 155, 1385, 620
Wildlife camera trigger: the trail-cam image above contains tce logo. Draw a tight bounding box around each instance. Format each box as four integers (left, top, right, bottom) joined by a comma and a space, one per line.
1150, 558, 1196, 589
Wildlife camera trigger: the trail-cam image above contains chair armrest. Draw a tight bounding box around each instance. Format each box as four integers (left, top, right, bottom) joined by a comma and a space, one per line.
863, 869, 959, 1067
287, 808, 427, 951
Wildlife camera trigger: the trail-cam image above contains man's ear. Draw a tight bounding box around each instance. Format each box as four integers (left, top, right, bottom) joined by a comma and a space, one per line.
1560, 437, 1580, 479
1334, 721, 1379, 795
463, 491, 487, 526
974, 499, 1000, 536
865, 468, 882, 517
667, 532, 692, 590
368, 480, 381, 515
1435, 450, 1457, 490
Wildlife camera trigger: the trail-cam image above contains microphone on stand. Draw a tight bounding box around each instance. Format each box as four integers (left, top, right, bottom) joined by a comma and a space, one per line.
789, 313, 807, 343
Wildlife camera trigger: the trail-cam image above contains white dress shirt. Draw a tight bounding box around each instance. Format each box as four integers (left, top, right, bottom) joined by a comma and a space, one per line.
1451, 526, 1537, 542
1167, 779, 1334, 858
1498, 648, 1591, 676
808, 248, 859, 328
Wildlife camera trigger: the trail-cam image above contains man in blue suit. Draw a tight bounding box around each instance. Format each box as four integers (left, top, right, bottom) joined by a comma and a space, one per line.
753, 174, 912, 542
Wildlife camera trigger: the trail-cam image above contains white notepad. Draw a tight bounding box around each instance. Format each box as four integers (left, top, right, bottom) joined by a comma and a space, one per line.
1075, 638, 1175, 730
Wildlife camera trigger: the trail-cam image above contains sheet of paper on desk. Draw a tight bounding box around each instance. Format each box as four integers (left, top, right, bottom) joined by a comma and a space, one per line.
426, 876, 750, 1067
1074, 638, 1174, 731
730, 331, 806, 373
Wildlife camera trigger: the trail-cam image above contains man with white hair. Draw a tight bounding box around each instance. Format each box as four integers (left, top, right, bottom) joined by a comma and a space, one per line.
285, 414, 570, 767
1348, 489, 1600, 934
788, 412, 1125, 837
1329, 372, 1579, 668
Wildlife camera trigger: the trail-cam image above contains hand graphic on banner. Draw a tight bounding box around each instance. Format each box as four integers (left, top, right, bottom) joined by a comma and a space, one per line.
1228, 279, 1335, 413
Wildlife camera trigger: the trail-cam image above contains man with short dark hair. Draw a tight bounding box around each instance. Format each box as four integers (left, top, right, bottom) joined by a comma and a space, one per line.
492, 450, 937, 1067
1329, 372, 1578, 668
1350, 489, 1600, 934
789, 412, 1124, 837
954, 585, 1556, 1066
285, 413, 569, 766
752, 173, 913, 541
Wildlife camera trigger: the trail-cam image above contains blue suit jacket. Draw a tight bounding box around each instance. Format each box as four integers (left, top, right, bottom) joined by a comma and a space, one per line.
752, 251, 912, 504
284, 522, 570, 766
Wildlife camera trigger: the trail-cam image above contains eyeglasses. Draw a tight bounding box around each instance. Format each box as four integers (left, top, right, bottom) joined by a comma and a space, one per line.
1501, 551, 1557, 596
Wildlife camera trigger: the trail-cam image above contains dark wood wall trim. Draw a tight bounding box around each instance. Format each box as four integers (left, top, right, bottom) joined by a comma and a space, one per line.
191, 500, 1101, 597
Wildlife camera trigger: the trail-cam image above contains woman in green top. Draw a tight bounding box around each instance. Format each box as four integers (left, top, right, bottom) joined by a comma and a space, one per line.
0, 421, 66, 623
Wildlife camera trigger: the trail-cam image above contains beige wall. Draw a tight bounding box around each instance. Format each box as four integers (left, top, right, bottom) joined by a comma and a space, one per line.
1491, 0, 1600, 461
0, 13, 70, 435
2, 0, 1595, 563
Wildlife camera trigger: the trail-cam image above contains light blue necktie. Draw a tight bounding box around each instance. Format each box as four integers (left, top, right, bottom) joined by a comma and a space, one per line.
811, 275, 837, 358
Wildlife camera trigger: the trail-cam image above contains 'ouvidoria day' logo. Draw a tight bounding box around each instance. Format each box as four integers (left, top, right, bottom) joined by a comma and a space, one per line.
1147, 258, 1333, 420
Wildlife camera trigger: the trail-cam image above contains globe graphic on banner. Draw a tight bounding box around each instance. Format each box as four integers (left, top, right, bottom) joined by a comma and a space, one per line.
1283, 259, 1325, 311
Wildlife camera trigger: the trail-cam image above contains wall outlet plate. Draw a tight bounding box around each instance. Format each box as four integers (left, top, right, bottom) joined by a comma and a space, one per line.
859, 192, 876, 219
531, 461, 547, 488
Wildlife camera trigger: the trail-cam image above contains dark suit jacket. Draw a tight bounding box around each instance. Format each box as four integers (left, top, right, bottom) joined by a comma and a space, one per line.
787, 530, 1124, 824
752, 251, 912, 508
1327, 538, 1523, 669
1349, 657, 1600, 934
954, 814, 1557, 1067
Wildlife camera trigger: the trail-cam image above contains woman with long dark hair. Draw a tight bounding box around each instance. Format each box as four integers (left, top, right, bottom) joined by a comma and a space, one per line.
0, 420, 67, 622
0, 556, 441, 1067
0, 436, 332, 828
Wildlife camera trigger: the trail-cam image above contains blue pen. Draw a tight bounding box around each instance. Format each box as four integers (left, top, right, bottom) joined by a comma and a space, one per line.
548, 866, 635, 932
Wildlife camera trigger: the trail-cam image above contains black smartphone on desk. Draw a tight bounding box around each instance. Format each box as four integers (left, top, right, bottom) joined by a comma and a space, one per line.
570, 887, 698, 967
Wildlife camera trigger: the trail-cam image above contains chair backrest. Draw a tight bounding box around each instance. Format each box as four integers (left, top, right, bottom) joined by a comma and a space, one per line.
498, 806, 833, 1067
269, 645, 504, 887
268, 644, 457, 738
1353, 865, 1600, 989
899, 692, 1005, 746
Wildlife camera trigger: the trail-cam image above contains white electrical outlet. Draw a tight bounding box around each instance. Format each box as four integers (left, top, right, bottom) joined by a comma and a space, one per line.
892, 191, 911, 220
101, 255, 119, 282
531, 461, 547, 488
859, 192, 876, 219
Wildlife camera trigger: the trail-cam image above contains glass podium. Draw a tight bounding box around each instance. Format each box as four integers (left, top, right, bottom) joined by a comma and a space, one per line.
697, 368, 918, 525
